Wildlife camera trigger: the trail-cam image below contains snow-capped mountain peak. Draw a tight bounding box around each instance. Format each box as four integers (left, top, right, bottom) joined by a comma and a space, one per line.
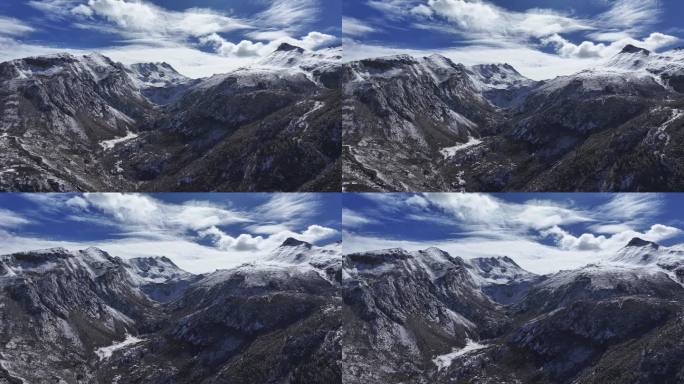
5, 52, 125, 84
467, 63, 535, 91
265, 237, 340, 268
620, 44, 651, 55
466, 256, 538, 286
126, 61, 189, 89
125, 256, 193, 285
626, 237, 659, 248
256, 44, 341, 69
280, 237, 313, 248
276, 42, 305, 53
609, 238, 681, 266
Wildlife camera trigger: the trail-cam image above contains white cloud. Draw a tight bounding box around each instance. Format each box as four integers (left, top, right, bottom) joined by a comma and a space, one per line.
78, 193, 250, 233
342, 17, 377, 37
598, 194, 662, 223
28, 0, 82, 18
20, 0, 335, 76
542, 223, 681, 252
424, 193, 592, 233
199, 30, 337, 58
411, 4, 434, 17
71, 4, 94, 17
0, 16, 35, 36
200, 224, 338, 253
342, 208, 376, 228
0, 209, 31, 228
73, 0, 252, 40
256, 0, 321, 28
598, 0, 661, 34
199, 33, 265, 57
350, 0, 679, 79
343, 193, 683, 274
256, 194, 323, 223
543, 32, 679, 59
424, 0, 592, 41
0, 193, 339, 273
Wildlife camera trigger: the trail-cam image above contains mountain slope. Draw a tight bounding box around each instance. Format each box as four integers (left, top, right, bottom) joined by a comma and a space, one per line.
96, 238, 342, 383
343, 54, 501, 191
342, 247, 508, 383
125, 256, 200, 302
0, 247, 160, 383
0, 53, 153, 191
0, 47, 341, 192
343, 240, 684, 384
344, 45, 684, 192
466, 256, 543, 304
0, 240, 342, 383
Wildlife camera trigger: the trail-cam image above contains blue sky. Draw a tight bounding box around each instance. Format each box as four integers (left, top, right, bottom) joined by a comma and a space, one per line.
0, 0, 341, 77
0, 193, 341, 273
343, 0, 684, 79
343, 193, 684, 273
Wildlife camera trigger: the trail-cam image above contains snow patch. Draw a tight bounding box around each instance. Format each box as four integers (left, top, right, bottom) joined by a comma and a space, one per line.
99, 131, 139, 150
295, 101, 325, 130
95, 334, 143, 361
432, 339, 487, 371
440, 136, 482, 159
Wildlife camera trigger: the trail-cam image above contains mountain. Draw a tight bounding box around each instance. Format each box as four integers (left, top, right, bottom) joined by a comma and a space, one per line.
343, 54, 501, 191
466, 256, 544, 304
0, 46, 341, 192
0, 247, 160, 383
342, 247, 508, 383
125, 256, 200, 302
342, 241, 684, 384
126, 62, 198, 105
344, 45, 684, 192
0, 241, 341, 383
467, 63, 538, 108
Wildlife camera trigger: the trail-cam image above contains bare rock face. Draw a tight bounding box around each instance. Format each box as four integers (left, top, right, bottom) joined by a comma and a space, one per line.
341, 241, 684, 384
344, 47, 684, 192
0, 46, 341, 192
0, 241, 342, 383
0, 247, 160, 383
342, 248, 508, 384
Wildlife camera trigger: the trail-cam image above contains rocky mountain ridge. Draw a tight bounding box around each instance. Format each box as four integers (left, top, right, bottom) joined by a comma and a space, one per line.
343, 44, 684, 192
0, 45, 341, 192
0, 238, 342, 383
342, 238, 684, 383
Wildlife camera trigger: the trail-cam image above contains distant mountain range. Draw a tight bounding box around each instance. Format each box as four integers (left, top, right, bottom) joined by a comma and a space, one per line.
343, 45, 684, 192
5, 236, 681, 383
0, 43, 342, 192
0, 238, 341, 383
343, 238, 684, 383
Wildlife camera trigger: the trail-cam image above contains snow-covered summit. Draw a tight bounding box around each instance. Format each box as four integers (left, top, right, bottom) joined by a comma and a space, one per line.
535, 45, 684, 95
256, 43, 341, 69
126, 62, 190, 89
467, 63, 536, 91
466, 256, 538, 287
126, 256, 193, 285
264, 237, 341, 268
3, 52, 126, 84
0, 247, 194, 290
609, 237, 684, 268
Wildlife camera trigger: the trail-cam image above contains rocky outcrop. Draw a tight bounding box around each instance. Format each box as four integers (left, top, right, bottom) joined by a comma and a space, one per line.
0, 240, 342, 383
344, 46, 684, 192
0, 46, 341, 192
342, 240, 684, 384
